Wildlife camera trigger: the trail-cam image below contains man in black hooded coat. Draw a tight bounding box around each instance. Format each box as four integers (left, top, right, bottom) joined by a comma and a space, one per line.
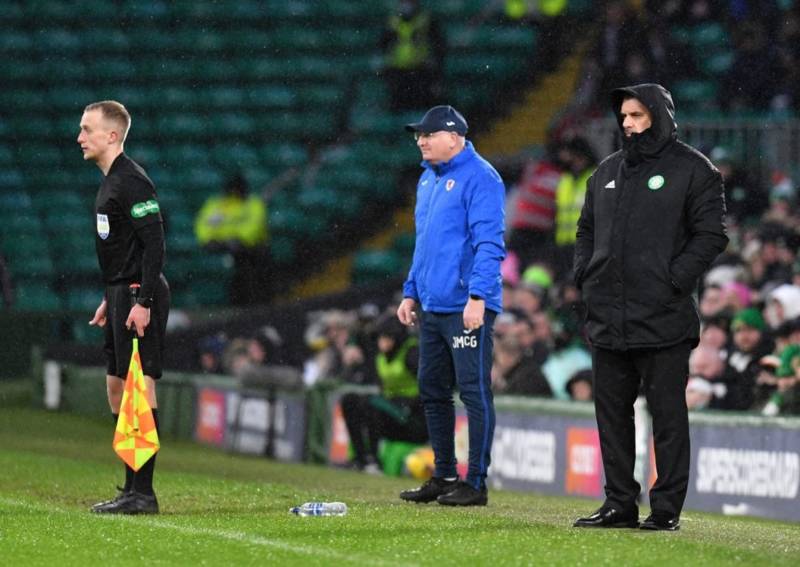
572, 84, 728, 531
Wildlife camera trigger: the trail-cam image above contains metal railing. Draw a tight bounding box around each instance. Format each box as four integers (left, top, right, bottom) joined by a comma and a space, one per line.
584, 117, 800, 184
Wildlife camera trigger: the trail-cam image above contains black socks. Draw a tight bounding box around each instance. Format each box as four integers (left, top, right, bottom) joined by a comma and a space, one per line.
134, 409, 159, 496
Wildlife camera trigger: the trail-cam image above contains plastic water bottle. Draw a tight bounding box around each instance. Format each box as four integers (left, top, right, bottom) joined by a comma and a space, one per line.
290, 502, 348, 517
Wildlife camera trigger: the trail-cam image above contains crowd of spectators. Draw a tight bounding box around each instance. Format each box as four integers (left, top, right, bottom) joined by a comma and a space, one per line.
579, 0, 800, 115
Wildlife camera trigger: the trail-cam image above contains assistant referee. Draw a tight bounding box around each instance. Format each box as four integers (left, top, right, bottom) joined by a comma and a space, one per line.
78, 100, 170, 515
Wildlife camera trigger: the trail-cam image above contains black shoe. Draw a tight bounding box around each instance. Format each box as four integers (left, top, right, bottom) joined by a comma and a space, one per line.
400, 477, 458, 503
573, 506, 639, 528
640, 513, 680, 531
91, 490, 159, 515
90, 486, 129, 513
436, 481, 488, 506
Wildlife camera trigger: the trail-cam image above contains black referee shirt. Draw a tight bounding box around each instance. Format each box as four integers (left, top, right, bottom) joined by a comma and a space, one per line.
94, 153, 166, 303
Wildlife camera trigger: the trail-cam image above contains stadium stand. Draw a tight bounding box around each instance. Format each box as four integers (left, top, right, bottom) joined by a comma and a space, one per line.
1, 0, 571, 314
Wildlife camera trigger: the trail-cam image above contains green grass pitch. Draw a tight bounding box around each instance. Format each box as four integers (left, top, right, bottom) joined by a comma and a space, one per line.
1, 407, 799, 566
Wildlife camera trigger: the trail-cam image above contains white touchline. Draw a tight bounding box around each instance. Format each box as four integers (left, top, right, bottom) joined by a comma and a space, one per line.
0, 497, 407, 567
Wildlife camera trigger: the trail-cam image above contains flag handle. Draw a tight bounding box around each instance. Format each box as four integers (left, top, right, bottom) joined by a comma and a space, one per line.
129, 284, 142, 432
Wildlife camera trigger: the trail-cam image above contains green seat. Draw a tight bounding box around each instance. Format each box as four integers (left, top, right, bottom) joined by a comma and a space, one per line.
184, 166, 224, 193
14, 283, 62, 312
6, 250, 54, 279
269, 206, 328, 240
0, 30, 33, 55
246, 85, 297, 109
33, 190, 82, 211
0, 211, 39, 236
392, 232, 416, 259
0, 169, 25, 190
700, 51, 734, 76
178, 279, 229, 307
258, 143, 308, 168
39, 28, 81, 52
37, 59, 87, 82
54, 252, 97, 278
672, 79, 719, 106
49, 86, 96, 111
0, 190, 33, 210
445, 53, 522, 80
0, 145, 14, 166
352, 250, 404, 285
195, 59, 239, 81
270, 235, 295, 265
164, 144, 210, 168
212, 143, 261, 169
17, 144, 63, 167
80, 29, 130, 52
156, 114, 208, 138
204, 86, 246, 109
70, 319, 105, 345
297, 85, 344, 106
0, 88, 46, 110
92, 57, 137, 81
212, 113, 256, 137
65, 286, 105, 312
691, 22, 729, 49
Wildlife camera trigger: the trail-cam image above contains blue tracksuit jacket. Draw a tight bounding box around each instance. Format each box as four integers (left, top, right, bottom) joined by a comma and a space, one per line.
403, 141, 506, 313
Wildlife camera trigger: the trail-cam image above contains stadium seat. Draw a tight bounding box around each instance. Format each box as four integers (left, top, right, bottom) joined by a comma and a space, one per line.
270, 235, 295, 265
14, 282, 62, 312
65, 286, 105, 312
672, 79, 719, 107
352, 250, 404, 285
391, 232, 415, 260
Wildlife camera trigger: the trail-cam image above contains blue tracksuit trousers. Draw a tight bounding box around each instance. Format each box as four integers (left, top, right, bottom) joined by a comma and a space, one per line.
417, 310, 497, 490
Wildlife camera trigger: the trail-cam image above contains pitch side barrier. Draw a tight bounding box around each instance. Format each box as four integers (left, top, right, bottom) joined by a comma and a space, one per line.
321, 390, 800, 523
42, 366, 800, 522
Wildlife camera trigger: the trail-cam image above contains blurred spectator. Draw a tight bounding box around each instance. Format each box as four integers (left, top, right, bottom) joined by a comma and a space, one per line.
565, 369, 593, 401
554, 137, 597, 278
542, 312, 592, 400
302, 310, 368, 386
381, 0, 445, 111
685, 376, 715, 410
0, 250, 13, 308
236, 327, 302, 391
340, 315, 428, 472
221, 338, 252, 376
722, 22, 782, 111
764, 284, 800, 330
762, 174, 799, 230
197, 333, 228, 374
748, 224, 796, 290
195, 173, 270, 305
699, 315, 731, 352
686, 343, 726, 410
759, 319, 800, 416
507, 140, 565, 271
710, 146, 768, 224
491, 334, 552, 396
715, 308, 774, 410
511, 264, 553, 320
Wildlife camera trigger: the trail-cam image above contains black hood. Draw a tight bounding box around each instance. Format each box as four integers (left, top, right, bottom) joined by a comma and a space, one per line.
611, 83, 677, 164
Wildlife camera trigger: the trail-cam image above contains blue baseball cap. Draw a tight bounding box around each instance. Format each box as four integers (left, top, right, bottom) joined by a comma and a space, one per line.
405, 105, 468, 135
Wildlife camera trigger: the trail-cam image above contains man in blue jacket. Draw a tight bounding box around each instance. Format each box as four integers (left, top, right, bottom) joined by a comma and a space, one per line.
397, 105, 506, 506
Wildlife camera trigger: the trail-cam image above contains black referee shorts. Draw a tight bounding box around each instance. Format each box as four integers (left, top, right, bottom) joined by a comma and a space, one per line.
104, 275, 170, 380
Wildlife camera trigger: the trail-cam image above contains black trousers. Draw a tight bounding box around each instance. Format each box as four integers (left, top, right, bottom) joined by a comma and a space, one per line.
340, 393, 428, 466
592, 341, 692, 517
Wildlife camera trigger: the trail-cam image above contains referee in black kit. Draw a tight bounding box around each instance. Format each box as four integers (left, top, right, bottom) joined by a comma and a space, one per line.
78, 101, 170, 514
